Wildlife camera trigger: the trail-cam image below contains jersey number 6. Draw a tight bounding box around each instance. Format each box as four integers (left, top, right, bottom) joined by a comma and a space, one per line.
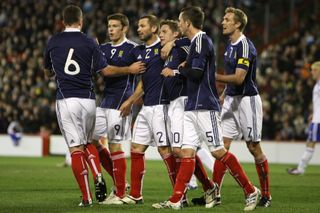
64, 48, 80, 75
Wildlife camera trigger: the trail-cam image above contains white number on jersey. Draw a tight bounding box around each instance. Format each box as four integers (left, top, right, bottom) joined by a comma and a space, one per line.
64, 48, 80, 75
110, 48, 117, 58
145, 49, 151, 59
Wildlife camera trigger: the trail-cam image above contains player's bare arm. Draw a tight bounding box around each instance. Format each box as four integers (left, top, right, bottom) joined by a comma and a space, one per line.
215, 67, 247, 85
119, 79, 144, 117
101, 61, 146, 76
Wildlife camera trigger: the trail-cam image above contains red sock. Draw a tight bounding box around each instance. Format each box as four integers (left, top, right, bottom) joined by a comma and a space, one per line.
71, 151, 92, 202
162, 154, 177, 187
175, 157, 181, 175
97, 145, 114, 182
84, 144, 102, 180
213, 159, 227, 189
195, 155, 214, 191
111, 151, 127, 198
130, 151, 145, 198
255, 156, 270, 198
220, 151, 255, 196
169, 158, 195, 203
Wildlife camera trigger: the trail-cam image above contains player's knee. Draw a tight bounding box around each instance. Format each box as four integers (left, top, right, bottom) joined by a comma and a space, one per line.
157, 146, 171, 156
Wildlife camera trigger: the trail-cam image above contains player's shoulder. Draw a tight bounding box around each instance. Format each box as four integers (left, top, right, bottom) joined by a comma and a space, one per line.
100, 42, 112, 49
125, 39, 139, 48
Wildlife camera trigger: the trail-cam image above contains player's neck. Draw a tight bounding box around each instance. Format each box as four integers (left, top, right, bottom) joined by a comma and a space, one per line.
145, 34, 158, 46
187, 28, 201, 41
65, 23, 81, 30
230, 31, 242, 43
112, 36, 125, 45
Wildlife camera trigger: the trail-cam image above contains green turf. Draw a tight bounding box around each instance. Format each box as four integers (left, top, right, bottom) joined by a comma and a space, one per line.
0, 156, 319, 212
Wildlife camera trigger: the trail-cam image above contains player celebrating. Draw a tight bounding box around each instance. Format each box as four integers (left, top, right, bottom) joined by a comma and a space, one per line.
119, 15, 176, 205
213, 7, 271, 207
92, 13, 138, 205
152, 6, 259, 211
159, 19, 216, 202
287, 61, 320, 175
44, 5, 144, 207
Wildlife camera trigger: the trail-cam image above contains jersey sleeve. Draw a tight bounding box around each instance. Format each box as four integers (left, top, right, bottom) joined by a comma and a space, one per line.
174, 37, 191, 48
191, 36, 209, 72
236, 39, 251, 71
165, 47, 187, 70
44, 38, 53, 71
92, 41, 108, 73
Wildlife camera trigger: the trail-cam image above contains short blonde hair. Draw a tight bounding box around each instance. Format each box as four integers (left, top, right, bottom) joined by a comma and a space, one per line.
225, 7, 247, 32
311, 61, 320, 70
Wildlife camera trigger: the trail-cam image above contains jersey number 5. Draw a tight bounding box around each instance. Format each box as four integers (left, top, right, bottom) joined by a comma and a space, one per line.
64, 48, 80, 75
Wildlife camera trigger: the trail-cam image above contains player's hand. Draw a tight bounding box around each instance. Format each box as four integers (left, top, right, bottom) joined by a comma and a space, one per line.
161, 67, 175, 77
129, 61, 146, 74
119, 100, 133, 117
178, 61, 187, 69
161, 40, 174, 60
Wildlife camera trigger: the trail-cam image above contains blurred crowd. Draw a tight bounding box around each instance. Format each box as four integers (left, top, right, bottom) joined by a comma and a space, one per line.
0, 0, 319, 140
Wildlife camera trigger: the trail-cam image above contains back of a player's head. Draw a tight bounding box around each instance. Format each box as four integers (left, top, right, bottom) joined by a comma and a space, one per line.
180, 6, 204, 30
108, 13, 129, 28
140, 15, 159, 33
63, 5, 83, 26
160, 20, 180, 35
225, 7, 247, 32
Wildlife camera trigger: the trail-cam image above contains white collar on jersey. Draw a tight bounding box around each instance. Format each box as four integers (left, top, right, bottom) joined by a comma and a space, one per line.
231, 34, 246, 45
145, 37, 160, 48
191, 31, 206, 43
64, 28, 81, 32
111, 37, 128, 47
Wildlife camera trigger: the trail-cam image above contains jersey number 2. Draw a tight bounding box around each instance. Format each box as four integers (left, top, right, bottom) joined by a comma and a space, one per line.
64, 48, 80, 75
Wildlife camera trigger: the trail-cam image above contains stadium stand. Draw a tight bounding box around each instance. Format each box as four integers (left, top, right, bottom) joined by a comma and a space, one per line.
0, 0, 319, 140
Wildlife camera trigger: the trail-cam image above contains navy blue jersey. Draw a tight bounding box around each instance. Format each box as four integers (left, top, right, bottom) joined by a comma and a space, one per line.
126, 38, 168, 106
184, 32, 220, 111
224, 35, 259, 96
44, 29, 107, 100
100, 38, 137, 109
164, 44, 189, 101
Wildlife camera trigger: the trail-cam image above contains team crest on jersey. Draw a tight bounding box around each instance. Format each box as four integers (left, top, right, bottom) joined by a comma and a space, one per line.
118, 50, 124, 57
154, 48, 159, 55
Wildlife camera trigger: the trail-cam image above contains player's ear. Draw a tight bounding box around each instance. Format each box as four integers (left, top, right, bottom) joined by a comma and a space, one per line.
123, 25, 128, 34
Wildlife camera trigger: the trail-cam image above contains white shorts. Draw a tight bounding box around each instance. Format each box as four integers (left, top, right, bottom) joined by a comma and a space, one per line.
221, 95, 263, 142
182, 110, 224, 152
132, 104, 169, 147
307, 123, 320, 142
56, 98, 96, 148
93, 107, 132, 143
167, 96, 187, 148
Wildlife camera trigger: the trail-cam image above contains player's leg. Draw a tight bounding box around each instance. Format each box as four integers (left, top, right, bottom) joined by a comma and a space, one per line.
212, 95, 240, 199
153, 111, 200, 209
56, 99, 93, 206
102, 109, 131, 204
201, 110, 259, 211
92, 107, 114, 181
241, 95, 271, 207
81, 100, 107, 203
288, 123, 319, 175
121, 106, 151, 204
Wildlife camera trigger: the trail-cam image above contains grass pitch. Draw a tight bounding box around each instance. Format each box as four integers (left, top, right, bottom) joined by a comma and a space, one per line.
0, 156, 319, 213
